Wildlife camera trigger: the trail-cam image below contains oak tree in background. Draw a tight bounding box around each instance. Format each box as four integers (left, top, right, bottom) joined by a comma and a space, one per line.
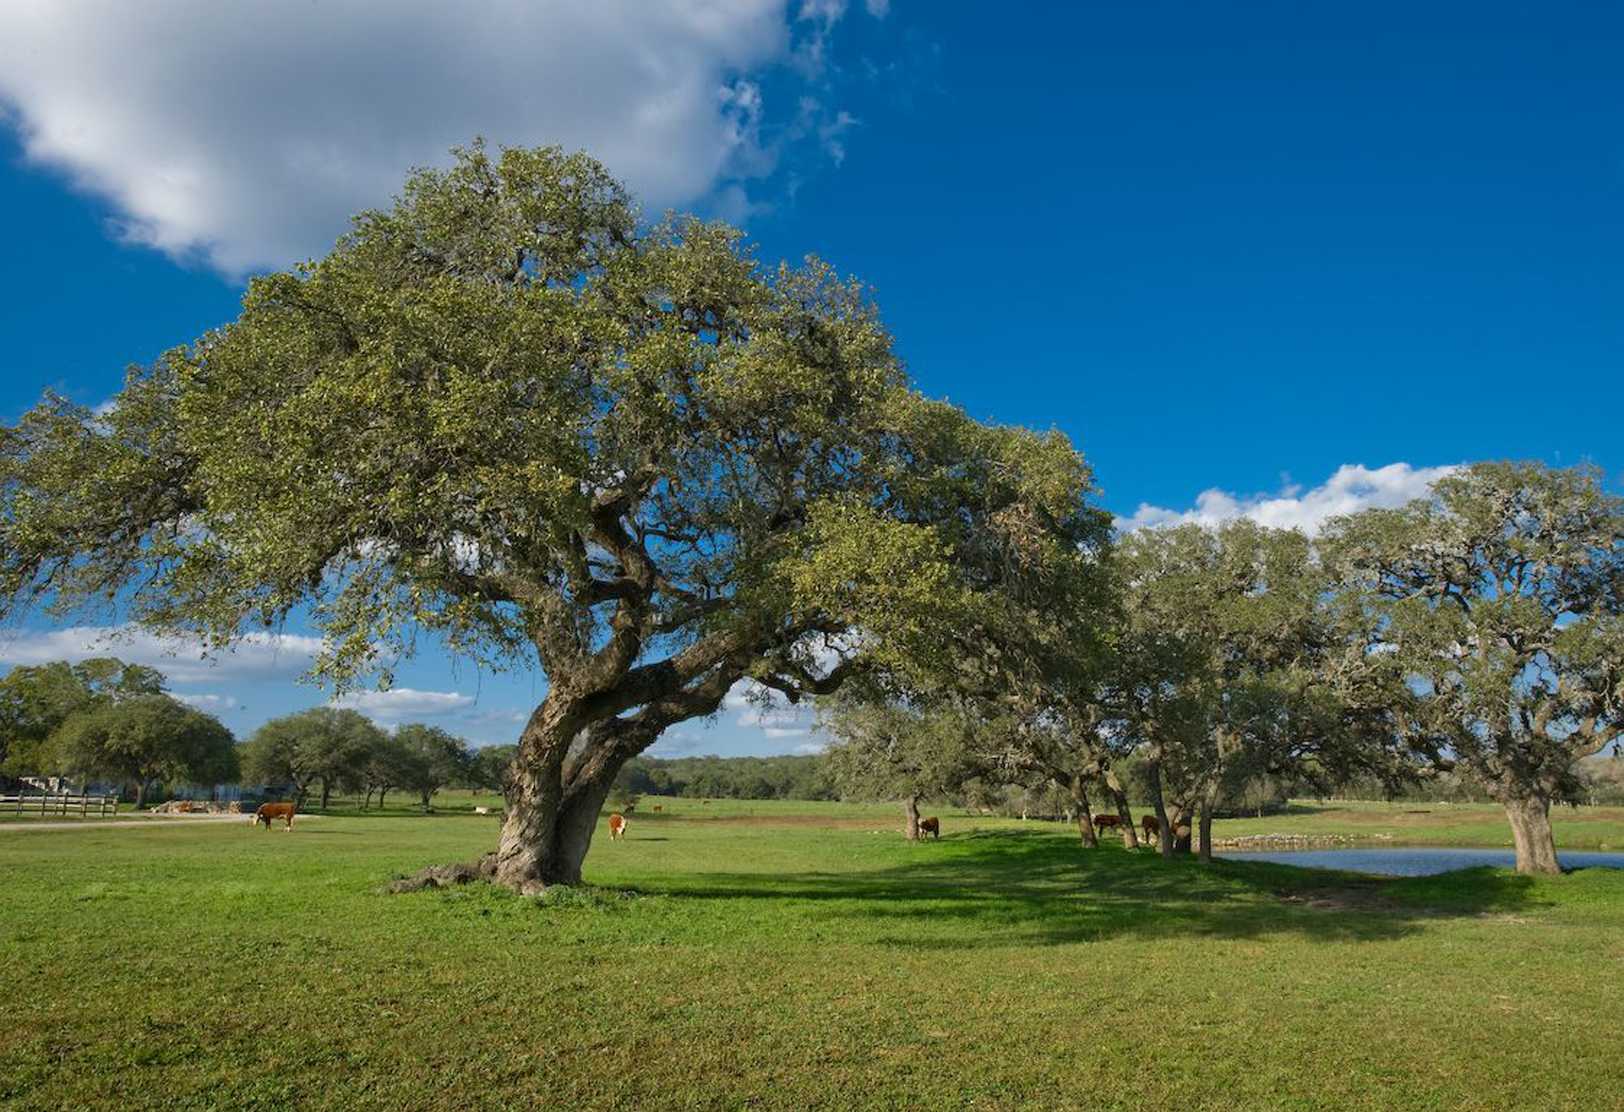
239, 708, 384, 809
1322, 462, 1624, 874
0, 142, 1100, 890
462, 744, 517, 796
395, 724, 472, 811
357, 730, 416, 810
0, 657, 166, 778
821, 691, 985, 840
50, 694, 236, 808
1114, 521, 1331, 860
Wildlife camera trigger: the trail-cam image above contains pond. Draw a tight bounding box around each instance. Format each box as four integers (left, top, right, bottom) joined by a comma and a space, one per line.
1217, 846, 1624, 876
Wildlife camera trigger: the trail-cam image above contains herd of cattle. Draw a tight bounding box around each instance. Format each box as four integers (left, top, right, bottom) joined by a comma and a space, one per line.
245, 799, 1162, 844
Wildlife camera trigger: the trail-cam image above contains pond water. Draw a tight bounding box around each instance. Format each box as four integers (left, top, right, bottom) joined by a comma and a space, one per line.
1217, 846, 1624, 876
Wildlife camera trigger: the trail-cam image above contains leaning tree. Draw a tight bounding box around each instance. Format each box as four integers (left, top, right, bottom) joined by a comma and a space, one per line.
1321, 461, 1624, 874
0, 143, 1101, 891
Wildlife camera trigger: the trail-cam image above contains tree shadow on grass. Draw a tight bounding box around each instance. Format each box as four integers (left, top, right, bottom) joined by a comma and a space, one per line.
624, 828, 1550, 950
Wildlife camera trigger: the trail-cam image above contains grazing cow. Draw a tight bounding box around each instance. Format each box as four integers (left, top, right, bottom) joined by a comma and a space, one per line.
1093, 813, 1122, 832
254, 802, 297, 831
919, 816, 941, 840
608, 812, 627, 840
473, 806, 492, 815
1141, 814, 1161, 842
651, 804, 662, 812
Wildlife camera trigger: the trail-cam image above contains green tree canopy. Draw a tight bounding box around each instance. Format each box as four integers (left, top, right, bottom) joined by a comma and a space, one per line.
0, 656, 166, 776
50, 693, 235, 808
820, 689, 987, 840
394, 724, 472, 811
1114, 520, 1338, 859
0, 142, 1105, 889
239, 707, 384, 809
1321, 461, 1624, 874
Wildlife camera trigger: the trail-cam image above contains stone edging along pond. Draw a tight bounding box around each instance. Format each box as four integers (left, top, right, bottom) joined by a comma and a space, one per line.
1209, 832, 1398, 850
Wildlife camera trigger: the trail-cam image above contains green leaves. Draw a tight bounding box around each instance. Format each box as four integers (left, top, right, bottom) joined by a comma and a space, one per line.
50, 693, 236, 788
1321, 461, 1624, 802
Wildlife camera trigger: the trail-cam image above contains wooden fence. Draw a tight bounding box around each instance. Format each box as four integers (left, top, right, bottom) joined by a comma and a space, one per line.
1, 793, 119, 818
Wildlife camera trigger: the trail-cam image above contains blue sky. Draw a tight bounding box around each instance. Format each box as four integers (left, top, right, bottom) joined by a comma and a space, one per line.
2, 1, 1620, 755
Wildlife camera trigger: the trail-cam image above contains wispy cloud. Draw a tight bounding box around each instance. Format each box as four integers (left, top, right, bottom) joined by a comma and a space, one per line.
172, 692, 242, 713
1117, 462, 1460, 536
0, 624, 321, 684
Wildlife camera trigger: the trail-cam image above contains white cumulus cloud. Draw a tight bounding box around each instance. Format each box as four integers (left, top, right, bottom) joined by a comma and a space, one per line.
330, 687, 476, 724
0, 1, 862, 275
1117, 462, 1461, 536
0, 624, 322, 684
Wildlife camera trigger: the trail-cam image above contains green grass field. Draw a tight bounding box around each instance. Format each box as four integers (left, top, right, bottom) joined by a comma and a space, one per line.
3, 800, 1622, 1110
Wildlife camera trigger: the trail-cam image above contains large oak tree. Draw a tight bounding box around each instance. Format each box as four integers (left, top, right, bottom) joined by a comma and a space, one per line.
0, 143, 1100, 891
1322, 462, 1624, 874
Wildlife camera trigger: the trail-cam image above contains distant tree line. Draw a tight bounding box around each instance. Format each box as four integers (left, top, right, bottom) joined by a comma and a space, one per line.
609, 754, 836, 803
1, 667, 485, 812
236, 709, 475, 812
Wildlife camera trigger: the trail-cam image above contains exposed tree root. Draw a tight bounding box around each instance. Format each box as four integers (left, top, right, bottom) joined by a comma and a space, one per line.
386, 853, 498, 894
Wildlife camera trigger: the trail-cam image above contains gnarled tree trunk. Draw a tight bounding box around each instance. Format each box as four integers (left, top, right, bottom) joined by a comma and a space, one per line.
493, 700, 602, 893
1502, 792, 1560, 875
1145, 759, 1174, 859
1069, 774, 1098, 848
1105, 769, 1138, 849
903, 794, 922, 841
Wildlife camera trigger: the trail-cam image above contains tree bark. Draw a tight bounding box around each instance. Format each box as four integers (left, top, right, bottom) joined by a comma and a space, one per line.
133, 780, 147, 810
377, 787, 388, 809
1069, 774, 1098, 848
1105, 770, 1138, 849
1197, 782, 1218, 864
1503, 792, 1561, 875
1145, 759, 1174, 860
320, 779, 332, 812
904, 794, 921, 841
420, 790, 433, 813
490, 657, 744, 892
493, 700, 591, 893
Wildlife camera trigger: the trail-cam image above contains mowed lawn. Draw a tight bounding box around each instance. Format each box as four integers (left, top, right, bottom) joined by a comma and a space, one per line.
3, 801, 1623, 1110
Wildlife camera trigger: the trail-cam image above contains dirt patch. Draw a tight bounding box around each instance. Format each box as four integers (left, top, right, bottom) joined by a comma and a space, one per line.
1276, 886, 1389, 913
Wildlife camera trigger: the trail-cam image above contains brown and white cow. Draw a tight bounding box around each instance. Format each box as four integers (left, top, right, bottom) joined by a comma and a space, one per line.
254, 802, 297, 831
919, 816, 941, 840
607, 812, 627, 840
